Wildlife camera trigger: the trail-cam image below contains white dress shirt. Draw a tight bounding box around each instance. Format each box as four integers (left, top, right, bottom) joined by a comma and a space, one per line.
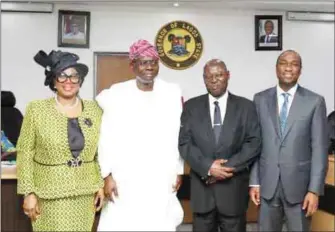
277, 84, 298, 117
249, 84, 298, 187
208, 91, 228, 127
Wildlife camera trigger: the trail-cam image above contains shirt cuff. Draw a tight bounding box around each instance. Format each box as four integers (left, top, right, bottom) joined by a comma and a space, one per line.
249, 185, 260, 187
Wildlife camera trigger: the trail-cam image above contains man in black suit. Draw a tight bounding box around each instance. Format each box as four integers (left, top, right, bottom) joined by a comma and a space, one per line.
179, 59, 261, 232
259, 20, 278, 43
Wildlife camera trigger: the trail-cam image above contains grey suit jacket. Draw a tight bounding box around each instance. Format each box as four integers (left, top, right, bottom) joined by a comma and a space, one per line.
250, 86, 328, 204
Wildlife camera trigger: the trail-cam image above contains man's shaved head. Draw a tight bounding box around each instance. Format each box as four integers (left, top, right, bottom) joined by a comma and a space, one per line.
276, 49, 302, 91
276, 50, 302, 68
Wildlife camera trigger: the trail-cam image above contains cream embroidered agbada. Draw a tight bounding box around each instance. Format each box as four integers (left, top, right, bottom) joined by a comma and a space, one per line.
96, 78, 184, 231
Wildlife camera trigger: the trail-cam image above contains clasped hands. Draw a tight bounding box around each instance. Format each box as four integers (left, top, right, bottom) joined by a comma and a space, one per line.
207, 159, 235, 184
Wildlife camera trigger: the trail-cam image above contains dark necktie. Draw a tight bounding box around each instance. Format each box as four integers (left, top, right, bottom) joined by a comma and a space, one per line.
213, 101, 222, 143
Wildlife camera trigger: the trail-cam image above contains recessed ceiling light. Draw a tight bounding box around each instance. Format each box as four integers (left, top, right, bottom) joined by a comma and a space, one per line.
173, 2, 179, 7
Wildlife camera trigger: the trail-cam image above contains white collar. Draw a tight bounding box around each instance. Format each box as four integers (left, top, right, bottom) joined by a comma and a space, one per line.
208, 91, 228, 105
276, 84, 298, 97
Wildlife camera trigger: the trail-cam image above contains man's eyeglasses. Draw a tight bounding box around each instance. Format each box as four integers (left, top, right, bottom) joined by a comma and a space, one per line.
56, 72, 81, 84
137, 59, 159, 67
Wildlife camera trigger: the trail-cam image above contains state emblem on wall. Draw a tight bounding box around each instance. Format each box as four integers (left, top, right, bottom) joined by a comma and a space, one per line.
155, 21, 203, 70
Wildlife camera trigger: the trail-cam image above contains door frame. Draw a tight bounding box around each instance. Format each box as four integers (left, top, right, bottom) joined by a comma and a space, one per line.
93, 52, 129, 96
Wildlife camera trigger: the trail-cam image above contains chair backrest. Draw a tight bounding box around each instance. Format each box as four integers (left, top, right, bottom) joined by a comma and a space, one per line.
1, 91, 23, 146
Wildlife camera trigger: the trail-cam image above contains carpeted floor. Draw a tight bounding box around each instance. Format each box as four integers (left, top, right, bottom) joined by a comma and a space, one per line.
177, 223, 289, 231
177, 223, 258, 231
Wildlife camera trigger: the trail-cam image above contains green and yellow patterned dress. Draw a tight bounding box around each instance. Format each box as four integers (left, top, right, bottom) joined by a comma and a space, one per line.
16, 98, 103, 231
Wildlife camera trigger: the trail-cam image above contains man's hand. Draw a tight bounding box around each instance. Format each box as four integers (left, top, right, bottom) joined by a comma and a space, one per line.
249, 187, 260, 206
104, 175, 118, 203
209, 159, 235, 180
302, 192, 319, 217
172, 175, 183, 192
206, 176, 217, 185
23, 193, 40, 222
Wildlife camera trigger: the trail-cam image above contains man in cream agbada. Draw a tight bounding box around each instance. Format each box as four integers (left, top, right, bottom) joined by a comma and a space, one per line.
96, 39, 184, 231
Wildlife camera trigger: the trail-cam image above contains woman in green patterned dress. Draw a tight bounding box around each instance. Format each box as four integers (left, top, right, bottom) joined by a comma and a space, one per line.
16, 50, 104, 231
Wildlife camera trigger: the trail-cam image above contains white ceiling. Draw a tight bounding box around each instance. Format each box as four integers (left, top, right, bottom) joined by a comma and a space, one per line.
2, 0, 335, 12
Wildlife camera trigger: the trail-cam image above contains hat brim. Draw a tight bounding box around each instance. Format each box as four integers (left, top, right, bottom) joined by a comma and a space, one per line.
61, 63, 88, 79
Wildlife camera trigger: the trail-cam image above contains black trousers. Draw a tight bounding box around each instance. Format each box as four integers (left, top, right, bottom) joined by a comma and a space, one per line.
193, 209, 246, 232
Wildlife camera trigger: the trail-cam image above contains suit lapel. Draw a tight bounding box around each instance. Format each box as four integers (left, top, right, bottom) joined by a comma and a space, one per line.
281, 86, 304, 141
216, 93, 237, 149
200, 95, 216, 147
267, 87, 281, 139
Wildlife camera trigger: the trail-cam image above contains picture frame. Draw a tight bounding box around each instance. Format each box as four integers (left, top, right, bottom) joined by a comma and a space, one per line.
255, 15, 282, 51
58, 10, 90, 48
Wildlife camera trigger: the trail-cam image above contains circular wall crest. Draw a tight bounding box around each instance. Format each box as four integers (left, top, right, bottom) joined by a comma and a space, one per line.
155, 21, 204, 70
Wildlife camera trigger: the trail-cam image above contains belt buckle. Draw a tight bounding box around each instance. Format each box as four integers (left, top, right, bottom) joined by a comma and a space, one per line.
67, 157, 82, 167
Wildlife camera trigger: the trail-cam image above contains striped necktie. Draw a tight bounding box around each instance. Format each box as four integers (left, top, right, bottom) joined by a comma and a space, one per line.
279, 93, 290, 136
213, 101, 222, 143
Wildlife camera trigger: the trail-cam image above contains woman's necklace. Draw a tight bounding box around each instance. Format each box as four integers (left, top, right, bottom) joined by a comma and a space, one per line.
55, 96, 79, 109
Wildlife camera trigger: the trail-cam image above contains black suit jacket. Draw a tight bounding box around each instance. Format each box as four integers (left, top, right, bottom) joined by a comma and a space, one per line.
259, 35, 278, 43
179, 93, 261, 216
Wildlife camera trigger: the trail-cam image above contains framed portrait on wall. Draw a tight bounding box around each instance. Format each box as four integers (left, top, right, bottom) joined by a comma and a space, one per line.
255, 15, 282, 51
58, 10, 90, 48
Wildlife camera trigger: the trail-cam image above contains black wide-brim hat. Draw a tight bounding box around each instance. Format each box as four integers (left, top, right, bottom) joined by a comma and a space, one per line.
34, 50, 88, 86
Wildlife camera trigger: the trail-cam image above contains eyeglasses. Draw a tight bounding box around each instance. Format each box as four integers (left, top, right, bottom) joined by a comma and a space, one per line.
136, 59, 159, 67
56, 72, 81, 84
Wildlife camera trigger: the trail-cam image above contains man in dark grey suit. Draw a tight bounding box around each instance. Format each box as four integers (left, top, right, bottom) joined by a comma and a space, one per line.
179, 59, 261, 232
249, 50, 328, 231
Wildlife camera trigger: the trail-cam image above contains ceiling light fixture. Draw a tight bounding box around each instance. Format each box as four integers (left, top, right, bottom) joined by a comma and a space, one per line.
173, 2, 179, 7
